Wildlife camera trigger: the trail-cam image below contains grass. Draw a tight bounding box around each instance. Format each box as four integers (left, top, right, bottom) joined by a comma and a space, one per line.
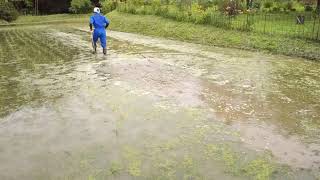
117, 3, 320, 39
0, 13, 89, 26
1, 11, 320, 60
106, 11, 320, 60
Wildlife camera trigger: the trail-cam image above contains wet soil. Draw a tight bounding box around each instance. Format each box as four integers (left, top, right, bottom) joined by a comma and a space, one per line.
0, 26, 319, 180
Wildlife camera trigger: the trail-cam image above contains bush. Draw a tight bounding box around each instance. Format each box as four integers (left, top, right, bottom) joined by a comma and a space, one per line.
166, 5, 189, 21
101, 0, 117, 13
272, 6, 280, 12
272, 1, 293, 12
218, 0, 243, 16
284, 1, 293, 11
70, 0, 93, 14
304, 5, 313, 12
190, 3, 210, 24
0, 1, 19, 22
263, 1, 273, 9
198, 0, 214, 10
253, 1, 261, 9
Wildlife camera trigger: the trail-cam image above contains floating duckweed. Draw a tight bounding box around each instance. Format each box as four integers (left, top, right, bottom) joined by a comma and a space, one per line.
108, 162, 123, 176
156, 159, 177, 179
243, 158, 275, 180
204, 144, 219, 159
87, 175, 96, 180
182, 155, 194, 169
221, 146, 238, 172
122, 146, 142, 177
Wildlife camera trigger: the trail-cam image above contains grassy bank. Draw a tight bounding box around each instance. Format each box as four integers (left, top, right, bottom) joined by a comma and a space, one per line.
107, 11, 320, 60
1, 11, 320, 60
0, 14, 88, 26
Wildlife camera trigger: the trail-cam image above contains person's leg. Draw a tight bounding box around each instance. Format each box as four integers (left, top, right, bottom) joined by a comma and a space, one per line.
100, 31, 107, 55
92, 30, 99, 53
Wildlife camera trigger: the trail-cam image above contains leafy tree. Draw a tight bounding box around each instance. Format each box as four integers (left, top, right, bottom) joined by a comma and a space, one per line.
70, 0, 93, 13
101, 0, 117, 13
0, 0, 19, 22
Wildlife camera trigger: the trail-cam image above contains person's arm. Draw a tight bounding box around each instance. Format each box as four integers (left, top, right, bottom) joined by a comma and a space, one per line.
89, 16, 94, 31
104, 16, 110, 29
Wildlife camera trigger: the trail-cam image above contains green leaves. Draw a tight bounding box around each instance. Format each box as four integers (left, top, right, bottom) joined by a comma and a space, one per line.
0, 1, 19, 22
70, 0, 93, 14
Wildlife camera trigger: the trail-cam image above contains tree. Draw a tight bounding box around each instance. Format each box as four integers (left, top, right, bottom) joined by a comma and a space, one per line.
70, 0, 92, 13
0, 0, 19, 22
39, 0, 72, 14
246, 0, 252, 9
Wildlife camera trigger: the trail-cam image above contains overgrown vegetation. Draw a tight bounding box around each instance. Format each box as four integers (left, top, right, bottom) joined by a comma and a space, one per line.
1, 11, 319, 60
0, 0, 19, 22
107, 11, 320, 60
111, 0, 320, 40
101, 0, 117, 13
70, 0, 93, 13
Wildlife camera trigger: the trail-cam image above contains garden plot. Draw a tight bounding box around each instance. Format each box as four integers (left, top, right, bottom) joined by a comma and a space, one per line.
0, 26, 320, 180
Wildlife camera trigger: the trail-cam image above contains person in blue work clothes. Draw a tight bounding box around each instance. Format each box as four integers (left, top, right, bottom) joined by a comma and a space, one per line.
90, 7, 110, 55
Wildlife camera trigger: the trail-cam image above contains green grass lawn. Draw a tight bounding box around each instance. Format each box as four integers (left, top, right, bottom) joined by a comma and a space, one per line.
1, 11, 320, 60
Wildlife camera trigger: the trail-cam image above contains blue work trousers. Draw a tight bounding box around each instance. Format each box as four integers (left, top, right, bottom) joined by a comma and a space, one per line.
93, 28, 107, 49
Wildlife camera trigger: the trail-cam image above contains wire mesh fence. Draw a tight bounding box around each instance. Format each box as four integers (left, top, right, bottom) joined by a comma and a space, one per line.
225, 13, 320, 40
117, 1, 320, 41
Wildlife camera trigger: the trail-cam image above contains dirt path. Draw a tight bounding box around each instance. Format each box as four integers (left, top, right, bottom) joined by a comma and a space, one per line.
0, 27, 320, 179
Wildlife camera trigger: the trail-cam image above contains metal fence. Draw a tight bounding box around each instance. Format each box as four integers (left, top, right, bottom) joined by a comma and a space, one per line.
117, 2, 320, 41
220, 13, 320, 41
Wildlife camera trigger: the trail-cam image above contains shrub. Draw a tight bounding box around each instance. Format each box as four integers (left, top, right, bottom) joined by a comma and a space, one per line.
70, 0, 93, 14
136, 5, 147, 14
304, 5, 313, 12
190, 3, 210, 24
253, 1, 261, 9
272, 6, 280, 12
151, 0, 161, 15
126, 2, 137, 14
275, 1, 293, 12
116, 2, 127, 13
101, 0, 117, 13
285, 1, 293, 11
263, 1, 273, 9
218, 0, 243, 16
166, 5, 189, 21
198, 0, 214, 10
0, 1, 19, 22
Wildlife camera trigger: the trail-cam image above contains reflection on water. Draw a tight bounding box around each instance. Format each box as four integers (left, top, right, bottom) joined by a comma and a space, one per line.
0, 27, 320, 179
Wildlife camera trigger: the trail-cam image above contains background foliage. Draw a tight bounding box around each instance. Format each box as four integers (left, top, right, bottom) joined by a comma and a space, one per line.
0, 0, 19, 22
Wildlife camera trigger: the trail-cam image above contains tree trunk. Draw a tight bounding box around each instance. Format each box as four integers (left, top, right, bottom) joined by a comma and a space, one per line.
318, 0, 320, 12
246, 0, 253, 9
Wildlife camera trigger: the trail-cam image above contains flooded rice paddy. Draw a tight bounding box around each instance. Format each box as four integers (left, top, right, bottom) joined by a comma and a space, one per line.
0, 26, 319, 180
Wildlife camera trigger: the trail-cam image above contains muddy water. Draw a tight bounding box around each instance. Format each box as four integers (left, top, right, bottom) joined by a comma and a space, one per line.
0, 26, 320, 180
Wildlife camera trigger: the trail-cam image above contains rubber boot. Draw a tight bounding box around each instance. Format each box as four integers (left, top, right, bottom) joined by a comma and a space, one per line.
92, 43, 97, 54
103, 48, 107, 55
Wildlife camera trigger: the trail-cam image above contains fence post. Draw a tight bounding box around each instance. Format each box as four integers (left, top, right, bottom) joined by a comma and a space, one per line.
263, 14, 266, 34
312, 15, 316, 39
317, 15, 320, 40
246, 13, 249, 30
